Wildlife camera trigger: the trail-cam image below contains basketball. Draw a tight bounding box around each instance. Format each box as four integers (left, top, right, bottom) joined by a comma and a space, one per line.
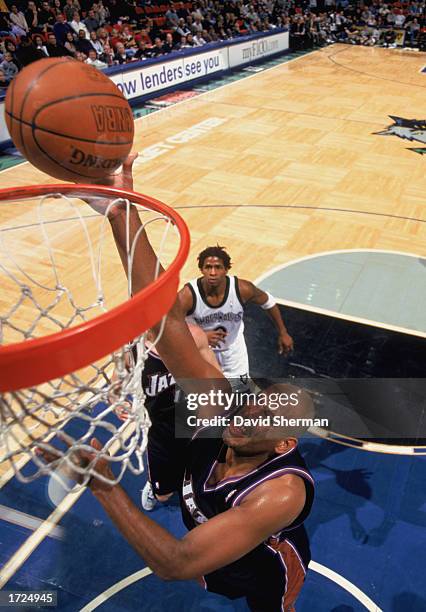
4, 57, 134, 182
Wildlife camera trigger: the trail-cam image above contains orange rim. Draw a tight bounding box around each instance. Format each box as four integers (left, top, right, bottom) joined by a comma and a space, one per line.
0, 184, 190, 392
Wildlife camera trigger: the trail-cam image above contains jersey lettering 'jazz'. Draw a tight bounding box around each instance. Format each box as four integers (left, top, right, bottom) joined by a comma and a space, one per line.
145, 372, 175, 397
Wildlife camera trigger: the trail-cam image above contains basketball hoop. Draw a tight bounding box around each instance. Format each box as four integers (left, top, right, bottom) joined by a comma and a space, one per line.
0, 184, 189, 491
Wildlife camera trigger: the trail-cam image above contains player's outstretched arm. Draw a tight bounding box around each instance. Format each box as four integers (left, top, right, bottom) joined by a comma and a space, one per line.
238, 279, 294, 354
94, 469, 306, 580
86, 155, 229, 397
61, 438, 305, 581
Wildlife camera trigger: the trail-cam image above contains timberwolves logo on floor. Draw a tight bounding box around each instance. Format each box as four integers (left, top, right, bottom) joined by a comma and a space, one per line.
375, 116, 426, 155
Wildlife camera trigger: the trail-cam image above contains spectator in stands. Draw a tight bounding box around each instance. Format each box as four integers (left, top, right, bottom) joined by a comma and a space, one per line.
122, 24, 134, 42
147, 16, 162, 39
86, 47, 107, 68
193, 29, 207, 45
291, 15, 307, 49
163, 31, 176, 52
184, 32, 196, 46
46, 32, 73, 56
84, 9, 100, 33
191, 3, 203, 21
177, 34, 189, 48
0, 51, 19, 80
76, 29, 95, 54
89, 30, 104, 55
217, 26, 228, 39
64, 0, 80, 23
177, 1, 189, 20
114, 41, 128, 63
101, 41, 115, 65
9, 5, 29, 35
0, 68, 10, 88
394, 10, 406, 28
0, 14, 12, 37
25, 1, 39, 34
122, 25, 137, 50
203, 11, 216, 30
64, 30, 77, 55
207, 27, 218, 41
175, 17, 191, 37
192, 15, 203, 32
75, 50, 86, 61
200, 28, 211, 42
70, 11, 89, 38
150, 36, 165, 56
97, 27, 110, 43
134, 39, 150, 59
166, 2, 179, 27
54, 13, 74, 44
33, 33, 48, 56
53, 0, 63, 16
38, 1, 55, 28
95, 1, 110, 27
15, 35, 46, 66
4, 40, 20, 68
406, 17, 421, 45
382, 27, 396, 46
110, 26, 124, 48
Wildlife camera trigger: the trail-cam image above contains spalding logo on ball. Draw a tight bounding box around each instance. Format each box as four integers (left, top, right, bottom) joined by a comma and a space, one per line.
5, 57, 134, 182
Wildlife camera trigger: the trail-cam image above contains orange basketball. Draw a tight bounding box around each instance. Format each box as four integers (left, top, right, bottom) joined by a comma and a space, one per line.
5, 57, 134, 182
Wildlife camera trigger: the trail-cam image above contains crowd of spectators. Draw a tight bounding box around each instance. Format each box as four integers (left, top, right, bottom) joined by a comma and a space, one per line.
0, 0, 425, 88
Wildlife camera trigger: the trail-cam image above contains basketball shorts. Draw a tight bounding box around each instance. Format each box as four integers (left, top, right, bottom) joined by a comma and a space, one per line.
147, 418, 189, 496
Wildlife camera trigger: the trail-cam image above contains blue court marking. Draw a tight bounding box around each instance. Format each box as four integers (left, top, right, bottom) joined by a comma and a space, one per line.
256, 250, 426, 334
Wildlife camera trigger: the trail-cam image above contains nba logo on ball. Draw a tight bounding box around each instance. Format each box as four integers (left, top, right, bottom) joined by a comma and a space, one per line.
4, 57, 134, 182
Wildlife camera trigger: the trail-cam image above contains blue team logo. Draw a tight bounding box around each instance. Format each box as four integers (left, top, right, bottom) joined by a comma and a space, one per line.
374, 116, 426, 155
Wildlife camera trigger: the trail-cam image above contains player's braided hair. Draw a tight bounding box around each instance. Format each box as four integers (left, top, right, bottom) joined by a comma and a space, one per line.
197, 245, 232, 270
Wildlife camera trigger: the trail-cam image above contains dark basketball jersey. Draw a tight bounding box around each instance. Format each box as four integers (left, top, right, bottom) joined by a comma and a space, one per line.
142, 349, 176, 418
180, 433, 314, 606
141, 348, 188, 496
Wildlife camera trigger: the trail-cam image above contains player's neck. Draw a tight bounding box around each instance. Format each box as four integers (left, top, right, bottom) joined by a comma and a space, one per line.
225, 447, 271, 474
201, 277, 226, 297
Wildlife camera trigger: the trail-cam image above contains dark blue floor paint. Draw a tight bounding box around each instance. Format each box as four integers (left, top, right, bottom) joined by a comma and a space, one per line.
2, 436, 425, 611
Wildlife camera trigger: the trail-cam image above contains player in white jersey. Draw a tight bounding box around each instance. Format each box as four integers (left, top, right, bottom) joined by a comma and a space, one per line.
179, 246, 293, 387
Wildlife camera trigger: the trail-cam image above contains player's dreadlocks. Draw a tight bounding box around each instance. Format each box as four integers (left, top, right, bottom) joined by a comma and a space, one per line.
197, 245, 232, 270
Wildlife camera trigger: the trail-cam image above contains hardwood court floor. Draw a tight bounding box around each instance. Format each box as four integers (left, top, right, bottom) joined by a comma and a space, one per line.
1, 44, 425, 290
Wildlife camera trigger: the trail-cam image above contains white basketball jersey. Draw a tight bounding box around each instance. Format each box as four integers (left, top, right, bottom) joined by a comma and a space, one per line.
186, 276, 249, 378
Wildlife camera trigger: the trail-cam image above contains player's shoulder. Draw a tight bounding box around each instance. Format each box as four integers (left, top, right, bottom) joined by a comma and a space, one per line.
234, 278, 256, 301
178, 282, 196, 313
241, 471, 307, 511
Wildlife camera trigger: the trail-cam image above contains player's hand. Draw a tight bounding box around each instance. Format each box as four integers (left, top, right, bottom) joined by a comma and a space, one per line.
278, 332, 293, 355
206, 329, 227, 348
36, 436, 115, 493
108, 358, 132, 421
83, 153, 138, 218
106, 152, 138, 191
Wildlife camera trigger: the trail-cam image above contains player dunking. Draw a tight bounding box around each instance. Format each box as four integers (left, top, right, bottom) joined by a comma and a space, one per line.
180, 247, 293, 388
40, 156, 314, 611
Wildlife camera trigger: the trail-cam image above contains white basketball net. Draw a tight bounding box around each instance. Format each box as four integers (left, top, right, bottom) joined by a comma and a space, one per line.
0, 190, 181, 492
